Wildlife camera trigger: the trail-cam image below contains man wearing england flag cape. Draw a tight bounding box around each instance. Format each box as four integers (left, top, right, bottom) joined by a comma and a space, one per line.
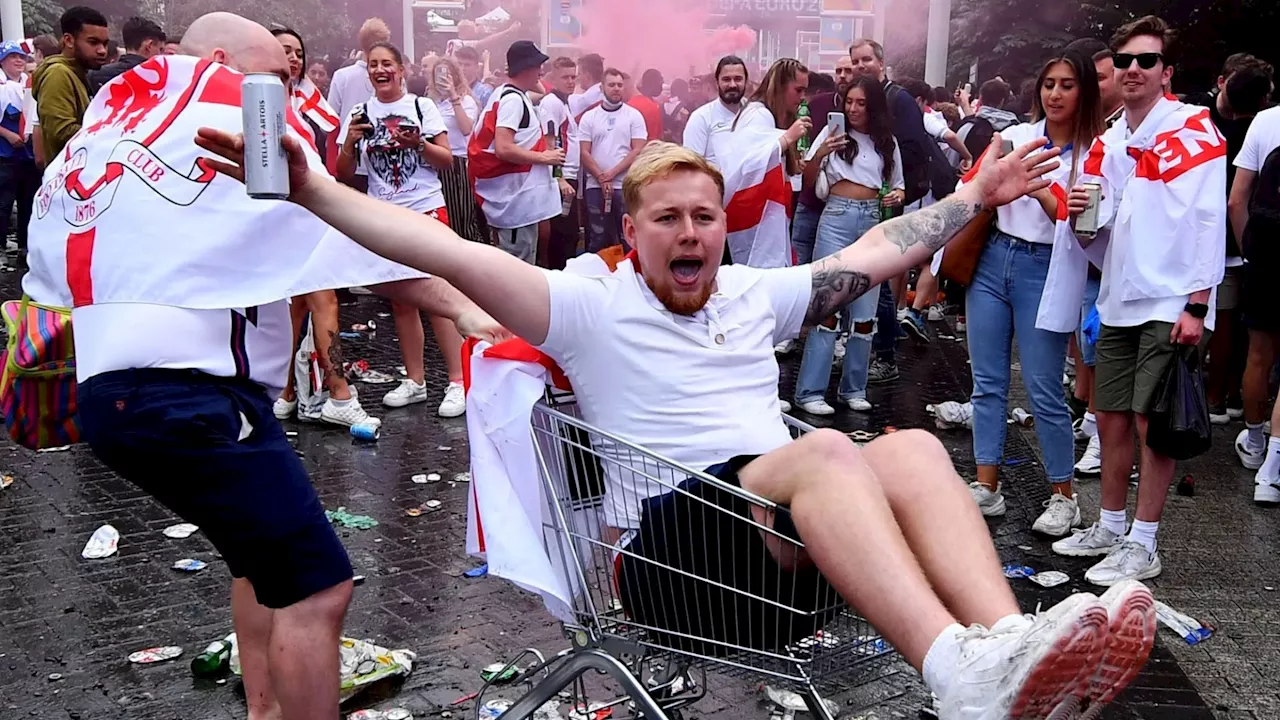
22, 13, 506, 719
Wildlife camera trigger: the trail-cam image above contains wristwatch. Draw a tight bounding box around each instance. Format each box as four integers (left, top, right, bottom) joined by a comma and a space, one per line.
1184, 303, 1209, 320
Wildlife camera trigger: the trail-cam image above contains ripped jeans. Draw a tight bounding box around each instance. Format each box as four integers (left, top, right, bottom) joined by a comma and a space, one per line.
794, 197, 883, 404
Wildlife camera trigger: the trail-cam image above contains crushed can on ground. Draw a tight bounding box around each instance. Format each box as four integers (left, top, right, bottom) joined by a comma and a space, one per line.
761, 684, 839, 717
82, 524, 120, 559
162, 523, 200, 539
172, 558, 208, 572
128, 646, 183, 664
1028, 571, 1070, 588
1155, 600, 1214, 645
230, 634, 415, 703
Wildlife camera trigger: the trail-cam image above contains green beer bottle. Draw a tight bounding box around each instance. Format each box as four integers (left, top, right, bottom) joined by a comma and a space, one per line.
796, 101, 811, 153
191, 635, 234, 677
879, 182, 896, 222
548, 121, 563, 180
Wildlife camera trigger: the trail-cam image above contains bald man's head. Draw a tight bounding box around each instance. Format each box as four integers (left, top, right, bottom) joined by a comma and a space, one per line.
181, 12, 289, 80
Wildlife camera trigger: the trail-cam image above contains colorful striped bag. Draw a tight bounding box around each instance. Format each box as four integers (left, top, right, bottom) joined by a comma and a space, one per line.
0, 296, 79, 450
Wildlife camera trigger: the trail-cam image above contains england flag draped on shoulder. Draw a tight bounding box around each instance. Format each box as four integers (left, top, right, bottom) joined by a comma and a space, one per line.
708, 120, 793, 268
22, 55, 426, 311
467, 84, 559, 229
292, 76, 339, 136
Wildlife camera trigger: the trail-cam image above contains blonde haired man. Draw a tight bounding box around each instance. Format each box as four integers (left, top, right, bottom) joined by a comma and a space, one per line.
196, 128, 1158, 719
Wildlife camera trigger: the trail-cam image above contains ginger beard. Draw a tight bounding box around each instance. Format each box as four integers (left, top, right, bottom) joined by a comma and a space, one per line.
624, 170, 724, 316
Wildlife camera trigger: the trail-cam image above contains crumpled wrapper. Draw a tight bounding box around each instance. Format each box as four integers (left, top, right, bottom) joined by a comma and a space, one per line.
230, 634, 416, 702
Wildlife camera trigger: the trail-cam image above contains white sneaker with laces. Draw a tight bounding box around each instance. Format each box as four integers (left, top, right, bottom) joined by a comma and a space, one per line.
438, 381, 466, 418
1235, 428, 1265, 470
774, 339, 794, 355
1033, 493, 1082, 537
321, 397, 375, 428
799, 399, 836, 416
383, 379, 428, 409
779, 399, 792, 414
273, 397, 297, 420
928, 305, 945, 322
1072, 416, 1096, 443
845, 397, 872, 412
1085, 541, 1162, 586
1073, 580, 1157, 720
1052, 522, 1123, 558
1209, 410, 1230, 426
1075, 435, 1102, 476
968, 482, 1006, 516
938, 594, 1109, 720
1254, 478, 1280, 505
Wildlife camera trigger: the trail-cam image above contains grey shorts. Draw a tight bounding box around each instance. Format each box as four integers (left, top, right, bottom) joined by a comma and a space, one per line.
1217, 265, 1243, 312
491, 222, 540, 264
1095, 321, 1209, 415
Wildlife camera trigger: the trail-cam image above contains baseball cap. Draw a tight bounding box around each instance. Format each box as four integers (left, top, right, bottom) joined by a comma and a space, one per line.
0, 42, 27, 63
506, 40, 548, 77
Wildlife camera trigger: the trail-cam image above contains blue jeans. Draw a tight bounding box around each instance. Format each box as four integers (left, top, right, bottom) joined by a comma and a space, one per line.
791, 203, 822, 265
1078, 273, 1101, 367
795, 197, 882, 403
585, 187, 626, 253
966, 231, 1075, 482
872, 280, 898, 362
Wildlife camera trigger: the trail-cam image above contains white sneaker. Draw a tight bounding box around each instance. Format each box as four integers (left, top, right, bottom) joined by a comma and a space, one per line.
383, 379, 428, 409
1032, 493, 1083, 537
1075, 435, 1102, 476
321, 397, 375, 428
955, 317, 967, 333
1209, 410, 1230, 426
273, 397, 297, 420
774, 339, 794, 355
1254, 476, 1280, 505
1085, 541, 1162, 586
799, 399, 836, 416
1073, 580, 1157, 720
896, 307, 909, 323
779, 399, 792, 414
1235, 428, 1265, 470
1072, 416, 1096, 443
1228, 406, 1244, 420
928, 305, 945, 322
844, 397, 872, 412
939, 595, 1108, 720
1052, 522, 1124, 558
968, 482, 1006, 516
438, 381, 466, 418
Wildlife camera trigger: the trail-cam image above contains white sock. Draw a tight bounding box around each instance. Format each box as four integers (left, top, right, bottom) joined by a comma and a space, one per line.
329, 396, 352, 407
922, 623, 964, 698
1080, 412, 1097, 438
1127, 519, 1159, 553
1259, 436, 1280, 481
1099, 508, 1127, 536
1246, 422, 1266, 453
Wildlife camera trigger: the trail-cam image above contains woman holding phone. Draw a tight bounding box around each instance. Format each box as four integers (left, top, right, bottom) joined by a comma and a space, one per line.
793, 75, 904, 416
422, 55, 485, 244
337, 42, 470, 419
962, 50, 1105, 539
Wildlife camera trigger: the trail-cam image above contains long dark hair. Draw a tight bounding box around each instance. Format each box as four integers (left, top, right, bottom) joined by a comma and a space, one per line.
733, 57, 809, 174
1031, 50, 1104, 180
836, 75, 897, 186
270, 27, 306, 75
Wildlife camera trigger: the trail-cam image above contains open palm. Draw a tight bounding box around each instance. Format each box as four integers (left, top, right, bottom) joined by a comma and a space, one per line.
972, 134, 1062, 209
194, 128, 316, 201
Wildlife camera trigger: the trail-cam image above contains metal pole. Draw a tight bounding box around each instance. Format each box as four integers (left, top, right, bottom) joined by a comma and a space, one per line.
872, 0, 887, 44
924, 0, 951, 86
1, 0, 25, 43
402, 0, 415, 62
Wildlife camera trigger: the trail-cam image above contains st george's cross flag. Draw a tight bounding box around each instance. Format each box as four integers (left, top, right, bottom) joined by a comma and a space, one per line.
292, 76, 340, 134
709, 124, 793, 268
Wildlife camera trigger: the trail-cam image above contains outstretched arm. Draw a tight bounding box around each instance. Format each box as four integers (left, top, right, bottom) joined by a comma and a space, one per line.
803, 135, 1060, 326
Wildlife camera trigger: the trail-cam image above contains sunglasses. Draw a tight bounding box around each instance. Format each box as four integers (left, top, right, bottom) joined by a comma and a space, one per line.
1114, 52, 1164, 70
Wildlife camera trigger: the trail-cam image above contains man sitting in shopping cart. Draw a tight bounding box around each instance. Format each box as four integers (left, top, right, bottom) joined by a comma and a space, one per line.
195, 125, 1157, 719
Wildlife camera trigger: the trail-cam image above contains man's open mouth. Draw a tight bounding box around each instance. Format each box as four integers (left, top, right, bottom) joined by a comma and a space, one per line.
670, 258, 704, 286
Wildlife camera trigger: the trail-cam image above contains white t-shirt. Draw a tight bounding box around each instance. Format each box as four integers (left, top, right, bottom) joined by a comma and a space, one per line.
536, 261, 812, 528
734, 101, 777, 133
436, 95, 479, 157
806, 125, 905, 192
991, 121, 1073, 245
577, 104, 646, 190
683, 100, 741, 166
538, 91, 580, 180
568, 83, 603, 118
922, 108, 949, 142
328, 61, 374, 176
338, 94, 449, 213
1235, 105, 1280, 173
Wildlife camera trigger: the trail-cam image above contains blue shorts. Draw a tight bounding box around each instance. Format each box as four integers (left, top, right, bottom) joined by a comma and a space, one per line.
78, 369, 353, 609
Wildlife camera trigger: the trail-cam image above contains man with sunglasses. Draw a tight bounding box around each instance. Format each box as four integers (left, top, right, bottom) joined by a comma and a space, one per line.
1055, 16, 1227, 586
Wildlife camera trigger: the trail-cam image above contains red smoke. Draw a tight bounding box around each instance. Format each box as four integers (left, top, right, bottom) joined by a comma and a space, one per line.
575, 0, 756, 78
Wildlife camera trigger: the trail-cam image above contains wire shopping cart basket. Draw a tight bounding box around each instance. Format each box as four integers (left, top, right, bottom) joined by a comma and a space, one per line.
480, 390, 895, 720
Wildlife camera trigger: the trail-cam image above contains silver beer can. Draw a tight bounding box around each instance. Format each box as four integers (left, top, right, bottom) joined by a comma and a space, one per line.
1075, 182, 1102, 238
241, 73, 289, 199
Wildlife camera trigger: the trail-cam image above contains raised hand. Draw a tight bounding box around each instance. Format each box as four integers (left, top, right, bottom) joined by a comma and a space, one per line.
971, 134, 1062, 209
195, 128, 315, 202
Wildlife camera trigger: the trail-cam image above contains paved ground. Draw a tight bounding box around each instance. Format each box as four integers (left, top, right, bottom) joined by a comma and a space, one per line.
0, 267, 1277, 719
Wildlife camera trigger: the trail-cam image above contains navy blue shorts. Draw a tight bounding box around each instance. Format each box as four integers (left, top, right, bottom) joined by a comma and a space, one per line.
616, 456, 839, 656
78, 369, 353, 609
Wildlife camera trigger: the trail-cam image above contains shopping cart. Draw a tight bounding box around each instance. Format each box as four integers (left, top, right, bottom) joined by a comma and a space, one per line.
478, 390, 894, 720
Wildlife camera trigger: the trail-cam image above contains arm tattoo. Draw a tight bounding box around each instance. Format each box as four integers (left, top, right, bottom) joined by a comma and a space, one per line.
882, 196, 985, 255
805, 265, 874, 326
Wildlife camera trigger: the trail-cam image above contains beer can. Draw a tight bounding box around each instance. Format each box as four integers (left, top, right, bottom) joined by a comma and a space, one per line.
241, 73, 290, 199
350, 421, 380, 442
1075, 182, 1102, 238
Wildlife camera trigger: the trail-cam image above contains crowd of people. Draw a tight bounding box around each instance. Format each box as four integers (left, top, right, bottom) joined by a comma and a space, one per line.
2, 3, 1276, 719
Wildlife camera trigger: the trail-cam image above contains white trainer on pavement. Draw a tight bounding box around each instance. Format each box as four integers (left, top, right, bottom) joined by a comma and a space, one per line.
1053, 522, 1124, 558
320, 397, 375, 428
1073, 580, 1157, 720
968, 482, 1006, 516
799, 399, 836, 416
1072, 416, 1095, 443
383, 379, 428, 409
779, 399, 792, 414
1253, 477, 1280, 505
938, 594, 1109, 720
1235, 428, 1265, 470
1085, 541, 1162, 586
928, 305, 945, 322
774, 339, 794, 355
1075, 434, 1102, 476
438, 381, 466, 418
1032, 493, 1083, 537
273, 396, 297, 420
845, 397, 872, 412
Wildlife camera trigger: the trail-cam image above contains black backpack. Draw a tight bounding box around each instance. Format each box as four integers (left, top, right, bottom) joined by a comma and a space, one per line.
1244, 144, 1280, 260
956, 115, 997, 164
885, 83, 932, 205
926, 137, 958, 199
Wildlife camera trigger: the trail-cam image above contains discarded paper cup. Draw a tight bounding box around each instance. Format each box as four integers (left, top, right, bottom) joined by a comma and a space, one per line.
163, 523, 199, 539
128, 646, 183, 664
82, 524, 120, 559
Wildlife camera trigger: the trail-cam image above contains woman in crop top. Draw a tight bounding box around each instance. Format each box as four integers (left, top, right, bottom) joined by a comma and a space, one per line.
962, 50, 1105, 538
793, 75, 904, 415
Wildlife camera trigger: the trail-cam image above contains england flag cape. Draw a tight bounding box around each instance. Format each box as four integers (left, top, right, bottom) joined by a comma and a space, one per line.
709, 124, 793, 268
22, 56, 426, 311
467, 84, 559, 229
1079, 97, 1226, 305
292, 76, 340, 135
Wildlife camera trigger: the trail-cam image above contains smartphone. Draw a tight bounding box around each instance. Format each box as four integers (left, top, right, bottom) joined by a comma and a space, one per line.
827, 111, 845, 137
434, 64, 450, 93
1000, 139, 1014, 157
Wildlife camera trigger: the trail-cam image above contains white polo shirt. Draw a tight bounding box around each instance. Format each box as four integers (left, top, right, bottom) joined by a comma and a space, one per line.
538, 91, 580, 180
537, 260, 812, 527
683, 100, 741, 166
577, 104, 646, 190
